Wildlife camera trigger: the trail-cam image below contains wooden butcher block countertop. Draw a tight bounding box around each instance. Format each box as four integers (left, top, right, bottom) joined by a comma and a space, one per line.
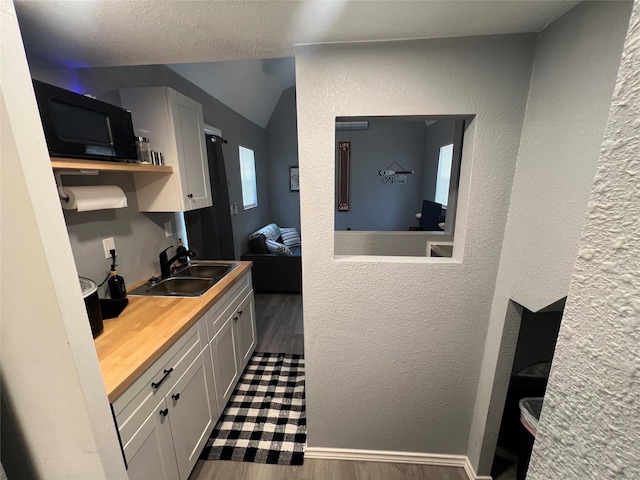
95, 261, 252, 402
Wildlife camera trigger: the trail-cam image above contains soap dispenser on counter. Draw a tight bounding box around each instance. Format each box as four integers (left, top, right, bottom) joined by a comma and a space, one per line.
107, 250, 127, 300
99, 249, 130, 320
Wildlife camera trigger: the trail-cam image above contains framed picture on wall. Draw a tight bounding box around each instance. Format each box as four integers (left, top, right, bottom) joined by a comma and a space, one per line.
290, 166, 300, 192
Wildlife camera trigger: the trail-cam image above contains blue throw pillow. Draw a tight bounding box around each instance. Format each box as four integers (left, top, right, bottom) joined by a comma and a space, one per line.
250, 223, 281, 241
265, 239, 292, 255
280, 227, 301, 248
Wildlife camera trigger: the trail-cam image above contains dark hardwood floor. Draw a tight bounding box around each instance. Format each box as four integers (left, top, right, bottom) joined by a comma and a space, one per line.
190, 458, 469, 480
254, 292, 304, 355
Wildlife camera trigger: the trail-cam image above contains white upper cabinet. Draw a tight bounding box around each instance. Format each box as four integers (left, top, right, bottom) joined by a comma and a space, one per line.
120, 87, 212, 212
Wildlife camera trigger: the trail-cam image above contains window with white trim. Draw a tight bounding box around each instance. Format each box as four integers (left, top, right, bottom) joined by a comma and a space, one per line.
239, 146, 257, 210
435, 143, 453, 207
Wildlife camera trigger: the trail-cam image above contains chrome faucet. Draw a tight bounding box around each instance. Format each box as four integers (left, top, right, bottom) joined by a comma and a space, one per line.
159, 245, 196, 279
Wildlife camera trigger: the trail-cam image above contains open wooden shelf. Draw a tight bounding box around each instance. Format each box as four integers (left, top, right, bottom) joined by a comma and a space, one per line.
51, 157, 173, 173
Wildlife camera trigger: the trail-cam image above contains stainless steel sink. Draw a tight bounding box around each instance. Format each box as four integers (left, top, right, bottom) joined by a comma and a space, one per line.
173, 262, 237, 279
129, 262, 238, 297
129, 277, 216, 297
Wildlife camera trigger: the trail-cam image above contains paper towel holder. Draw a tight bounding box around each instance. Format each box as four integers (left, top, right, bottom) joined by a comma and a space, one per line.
55, 170, 99, 202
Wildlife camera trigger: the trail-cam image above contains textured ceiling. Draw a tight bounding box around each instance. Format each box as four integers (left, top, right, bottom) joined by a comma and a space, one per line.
15, 1, 579, 67
14, 0, 578, 127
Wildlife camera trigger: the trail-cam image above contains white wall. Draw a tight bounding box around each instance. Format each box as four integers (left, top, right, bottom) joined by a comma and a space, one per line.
467, 1, 633, 473
530, 3, 640, 477
0, 2, 125, 477
295, 34, 535, 454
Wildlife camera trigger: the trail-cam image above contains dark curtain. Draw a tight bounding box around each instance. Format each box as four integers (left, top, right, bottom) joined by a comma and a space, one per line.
184, 134, 235, 260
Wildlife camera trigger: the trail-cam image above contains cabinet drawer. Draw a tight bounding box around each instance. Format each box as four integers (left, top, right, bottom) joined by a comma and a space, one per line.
205, 272, 251, 341
113, 320, 203, 446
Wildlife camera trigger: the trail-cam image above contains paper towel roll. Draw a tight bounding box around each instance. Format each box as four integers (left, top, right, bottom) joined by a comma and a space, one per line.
61, 186, 128, 212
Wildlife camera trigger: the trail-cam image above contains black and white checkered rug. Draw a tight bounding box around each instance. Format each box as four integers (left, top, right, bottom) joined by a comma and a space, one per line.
200, 352, 306, 465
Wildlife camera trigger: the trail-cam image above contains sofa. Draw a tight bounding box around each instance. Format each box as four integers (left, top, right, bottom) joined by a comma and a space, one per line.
240, 223, 302, 293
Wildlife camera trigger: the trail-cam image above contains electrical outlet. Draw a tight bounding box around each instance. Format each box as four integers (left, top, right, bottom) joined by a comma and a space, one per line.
102, 237, 116, 259
164, 221, 174, 237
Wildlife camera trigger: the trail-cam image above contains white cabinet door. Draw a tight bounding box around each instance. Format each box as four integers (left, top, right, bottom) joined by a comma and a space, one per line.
124, 399, 178, 480
169, 350, 216, 480
211, 314, 240, 412
234, 293, 257, 371
173, 92, 210, 210
120, 86, 212, 212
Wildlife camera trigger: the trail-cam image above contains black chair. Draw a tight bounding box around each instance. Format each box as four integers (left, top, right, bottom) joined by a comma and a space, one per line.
419, 200, 442, 231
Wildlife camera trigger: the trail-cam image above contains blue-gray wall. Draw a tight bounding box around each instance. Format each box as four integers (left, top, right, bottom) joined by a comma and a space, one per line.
265, 86, 300, 231
332, 119, 457, 232
334, 120, 428, 231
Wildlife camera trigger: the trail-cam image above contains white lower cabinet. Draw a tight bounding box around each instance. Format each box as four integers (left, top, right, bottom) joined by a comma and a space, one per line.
210, 290, 257, 413
170, 347, 217, 479
235, 293, 257, 370
121, 348, 215, 480
211, 314, 240, 412
125, 399, 178, 480
114, 271, 257, 480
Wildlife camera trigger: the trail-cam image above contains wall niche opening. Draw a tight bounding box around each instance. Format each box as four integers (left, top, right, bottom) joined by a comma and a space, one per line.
489, 298, 565, 480
334, 115, 473, 258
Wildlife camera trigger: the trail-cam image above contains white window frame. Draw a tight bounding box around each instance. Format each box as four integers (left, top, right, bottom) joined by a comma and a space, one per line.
239, 145, 258, 210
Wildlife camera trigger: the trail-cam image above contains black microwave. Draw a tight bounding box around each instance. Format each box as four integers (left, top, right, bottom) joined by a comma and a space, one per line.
32, 79, 137, 162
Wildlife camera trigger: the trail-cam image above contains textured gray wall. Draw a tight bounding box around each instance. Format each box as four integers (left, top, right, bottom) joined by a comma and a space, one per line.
28, 62, 270, 287
529, 3, 639, 477
265, 86, 300, 231
468, 1, 633, 473
334, 231, 453, 257
334, 120, 427, 231
60, 173, 173, 296
296, 33, 535, 455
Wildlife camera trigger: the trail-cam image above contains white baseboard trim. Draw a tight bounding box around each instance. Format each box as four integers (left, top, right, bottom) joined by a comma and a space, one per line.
463, 456, 493, 480
305, 447, 492, 480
